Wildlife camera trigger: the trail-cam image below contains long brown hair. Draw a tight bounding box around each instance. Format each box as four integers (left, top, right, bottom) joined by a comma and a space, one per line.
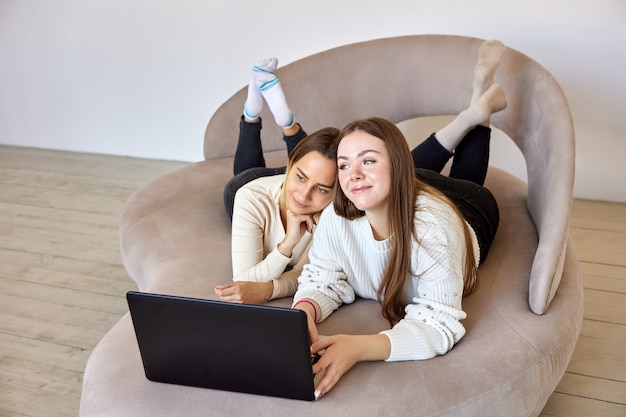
278, 127, 339, 210
333, 117, 478, 325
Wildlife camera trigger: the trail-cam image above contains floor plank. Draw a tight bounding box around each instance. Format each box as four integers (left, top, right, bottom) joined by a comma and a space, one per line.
541, 392, 626, 417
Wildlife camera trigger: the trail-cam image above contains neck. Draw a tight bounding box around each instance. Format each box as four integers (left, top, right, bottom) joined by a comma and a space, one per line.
366, 209, 389, 241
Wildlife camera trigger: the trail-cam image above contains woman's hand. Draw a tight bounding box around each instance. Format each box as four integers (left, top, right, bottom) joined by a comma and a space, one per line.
311, 334, 391, 399
278, 210, 316, 258
213, 281, 273, 304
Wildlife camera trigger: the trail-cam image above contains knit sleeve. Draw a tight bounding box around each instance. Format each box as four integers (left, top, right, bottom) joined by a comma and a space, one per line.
268, 250, 310, 300
230, 185, 292, 283
380, 285, 467, 361
293, 207, 356, 321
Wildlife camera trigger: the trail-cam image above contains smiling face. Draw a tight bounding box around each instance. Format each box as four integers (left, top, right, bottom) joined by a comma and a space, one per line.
336, 130, 392, 216
283, 151, 336, 215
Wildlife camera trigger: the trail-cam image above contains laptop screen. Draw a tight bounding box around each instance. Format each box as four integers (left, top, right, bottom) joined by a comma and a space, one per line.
127, 291, 317, 401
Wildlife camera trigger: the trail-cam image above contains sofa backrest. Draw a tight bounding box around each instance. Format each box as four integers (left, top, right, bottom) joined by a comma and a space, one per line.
204, 34, 575, 314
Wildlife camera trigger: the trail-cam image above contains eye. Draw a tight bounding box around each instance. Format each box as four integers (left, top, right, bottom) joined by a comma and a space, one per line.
317, 187, 329, 194
296, 174, 306, 182
363, 158, 375, 165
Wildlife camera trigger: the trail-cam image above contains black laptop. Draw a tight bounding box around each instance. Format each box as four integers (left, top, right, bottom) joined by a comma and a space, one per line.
126, 291, 322, 401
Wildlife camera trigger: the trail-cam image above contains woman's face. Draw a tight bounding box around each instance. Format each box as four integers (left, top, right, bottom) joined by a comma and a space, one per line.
337, 130, 392, 214
284, 151, 336, 215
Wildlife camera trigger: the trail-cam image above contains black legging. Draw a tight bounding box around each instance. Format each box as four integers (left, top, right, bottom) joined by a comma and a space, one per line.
224, 116, 307, 219
232, 116, 307, 175
411, 126, 498, 264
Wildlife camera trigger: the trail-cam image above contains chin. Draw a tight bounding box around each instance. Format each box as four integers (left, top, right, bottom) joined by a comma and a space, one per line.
351, 200, 370, 211
289, 205, 313, 215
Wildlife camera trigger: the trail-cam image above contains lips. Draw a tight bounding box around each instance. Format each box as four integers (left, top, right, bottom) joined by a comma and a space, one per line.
350, 184, 371, 194
291, 196, 308, 210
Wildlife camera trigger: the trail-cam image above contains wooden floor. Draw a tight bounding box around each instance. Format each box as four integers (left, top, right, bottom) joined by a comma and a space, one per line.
0, 145, 624, 417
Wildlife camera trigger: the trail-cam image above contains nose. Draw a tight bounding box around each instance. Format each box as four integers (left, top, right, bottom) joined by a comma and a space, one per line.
349, 166, 363, 181
297, 186, 314, 201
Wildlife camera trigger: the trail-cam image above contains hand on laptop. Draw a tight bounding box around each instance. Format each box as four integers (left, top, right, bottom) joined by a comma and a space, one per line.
310, 334, 391, 399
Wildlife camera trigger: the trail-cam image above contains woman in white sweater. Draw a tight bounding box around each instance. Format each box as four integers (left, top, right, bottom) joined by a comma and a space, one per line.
292, 41, 508, 399
293, 115, 503, 400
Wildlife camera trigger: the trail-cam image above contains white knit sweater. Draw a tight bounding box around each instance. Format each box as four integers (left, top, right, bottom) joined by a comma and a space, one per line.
294, 193, 478, 362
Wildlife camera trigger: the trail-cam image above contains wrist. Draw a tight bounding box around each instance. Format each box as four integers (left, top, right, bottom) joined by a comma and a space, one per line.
292, 298, 319, 323
359, 334, 391, 361
264, 280, 274, 302
277, 241, 293, 258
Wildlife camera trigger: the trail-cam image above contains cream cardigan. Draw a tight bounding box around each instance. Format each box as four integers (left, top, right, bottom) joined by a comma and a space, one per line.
231, 174, 313, 300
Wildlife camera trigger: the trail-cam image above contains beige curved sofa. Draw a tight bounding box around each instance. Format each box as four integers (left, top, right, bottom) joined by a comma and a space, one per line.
80, 35, 583, 417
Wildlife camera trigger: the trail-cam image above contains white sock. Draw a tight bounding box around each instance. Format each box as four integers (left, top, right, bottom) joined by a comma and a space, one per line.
243, 57, 278, 120
244, 58, 294, 127
436, 84, 507, 152
259, 78, 294, 128
471, 40, 506, 103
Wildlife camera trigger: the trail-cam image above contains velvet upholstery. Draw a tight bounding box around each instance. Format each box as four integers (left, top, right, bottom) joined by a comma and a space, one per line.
80, 35, 582, 417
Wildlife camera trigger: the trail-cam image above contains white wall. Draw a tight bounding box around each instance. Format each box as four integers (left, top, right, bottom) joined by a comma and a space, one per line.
1, 0, 625, 202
